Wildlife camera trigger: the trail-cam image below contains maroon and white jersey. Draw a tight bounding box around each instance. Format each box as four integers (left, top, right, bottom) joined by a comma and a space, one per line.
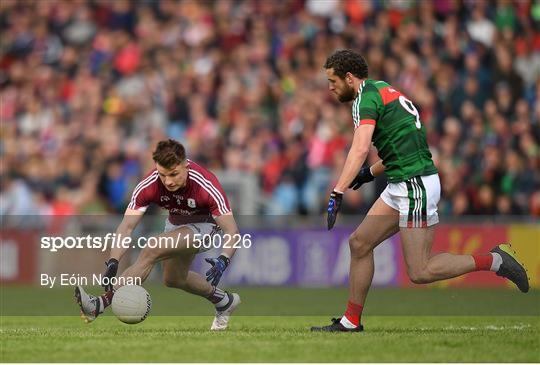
127, 160, 231, 225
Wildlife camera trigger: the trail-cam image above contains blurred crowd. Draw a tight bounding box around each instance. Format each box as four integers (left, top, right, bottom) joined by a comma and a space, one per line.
1, 0, 539, 218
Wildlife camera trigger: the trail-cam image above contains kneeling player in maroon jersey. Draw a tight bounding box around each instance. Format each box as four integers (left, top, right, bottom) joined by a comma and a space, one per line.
75, 139, 242, 330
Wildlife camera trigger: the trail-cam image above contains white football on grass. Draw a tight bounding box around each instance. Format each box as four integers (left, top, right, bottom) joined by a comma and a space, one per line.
111, 285, 152, 324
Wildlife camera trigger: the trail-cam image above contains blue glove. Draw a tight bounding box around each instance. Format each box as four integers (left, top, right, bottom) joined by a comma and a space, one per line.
205, 255, 230, 286
327, 190, 343, 230
349, 167, 375, 190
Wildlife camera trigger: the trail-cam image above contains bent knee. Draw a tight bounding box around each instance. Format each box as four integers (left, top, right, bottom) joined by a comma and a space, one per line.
349, 233, 372, 258
407, 269, 433, 284
139, 248, 161, 264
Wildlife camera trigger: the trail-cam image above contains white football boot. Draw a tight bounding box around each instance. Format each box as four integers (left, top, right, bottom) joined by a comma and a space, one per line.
74, 286, 101, 323
211, 293, 241, 331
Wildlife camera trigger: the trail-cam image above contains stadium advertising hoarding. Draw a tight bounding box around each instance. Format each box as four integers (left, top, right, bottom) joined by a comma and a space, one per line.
0, 229, 39, 283
0, 219, 540, 288
2, 220, 538, 288
193, 223, 539, 288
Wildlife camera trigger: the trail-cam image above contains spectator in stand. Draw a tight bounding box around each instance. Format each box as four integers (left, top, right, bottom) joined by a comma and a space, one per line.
0, 0, 538, 218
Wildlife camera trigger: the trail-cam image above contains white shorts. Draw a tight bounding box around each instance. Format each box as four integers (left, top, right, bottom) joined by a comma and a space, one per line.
380, 174, 440, 228
163, 219, 222, 253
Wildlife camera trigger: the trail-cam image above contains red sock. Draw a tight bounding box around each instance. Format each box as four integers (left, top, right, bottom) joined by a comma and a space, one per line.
100, 290, 114, 308
473, 254, 493, 271
344, 300, 363, 327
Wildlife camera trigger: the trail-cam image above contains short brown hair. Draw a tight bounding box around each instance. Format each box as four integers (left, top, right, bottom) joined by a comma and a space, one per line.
152, 139, 186, 168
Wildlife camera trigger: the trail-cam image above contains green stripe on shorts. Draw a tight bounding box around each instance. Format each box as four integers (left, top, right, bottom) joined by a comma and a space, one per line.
415, 176, 427, 227
405, 180, 415, 227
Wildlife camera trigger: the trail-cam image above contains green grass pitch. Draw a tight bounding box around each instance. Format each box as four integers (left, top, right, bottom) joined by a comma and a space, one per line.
1, 286, 539, 362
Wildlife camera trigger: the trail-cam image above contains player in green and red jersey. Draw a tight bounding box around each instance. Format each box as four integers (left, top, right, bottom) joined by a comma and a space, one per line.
311, 49, 530, 332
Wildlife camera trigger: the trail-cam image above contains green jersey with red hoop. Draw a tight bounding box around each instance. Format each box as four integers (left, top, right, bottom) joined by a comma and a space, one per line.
351, 79, 438, 183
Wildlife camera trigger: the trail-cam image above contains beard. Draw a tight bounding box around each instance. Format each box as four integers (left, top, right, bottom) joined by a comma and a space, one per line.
337, 86, 356, 102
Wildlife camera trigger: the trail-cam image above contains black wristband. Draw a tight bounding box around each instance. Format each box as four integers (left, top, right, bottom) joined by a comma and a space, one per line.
107, 258, 119, 266
331, 190, 344, 198
361, 166, 375, 180
218, 255, 230, 267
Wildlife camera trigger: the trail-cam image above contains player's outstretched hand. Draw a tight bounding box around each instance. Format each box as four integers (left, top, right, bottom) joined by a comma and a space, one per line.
349, 167, 375, 190
327, 190, 343, 230
205, 255, 230, 286
102, 258, 118, 292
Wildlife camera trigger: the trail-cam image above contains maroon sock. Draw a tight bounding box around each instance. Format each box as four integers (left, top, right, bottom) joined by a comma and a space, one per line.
100, 290, 114, 309
206, 286, 226, 304
472, 254, 493, 271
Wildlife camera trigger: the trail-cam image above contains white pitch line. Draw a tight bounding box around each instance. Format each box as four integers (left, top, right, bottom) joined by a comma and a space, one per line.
417, 324, 534, 331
